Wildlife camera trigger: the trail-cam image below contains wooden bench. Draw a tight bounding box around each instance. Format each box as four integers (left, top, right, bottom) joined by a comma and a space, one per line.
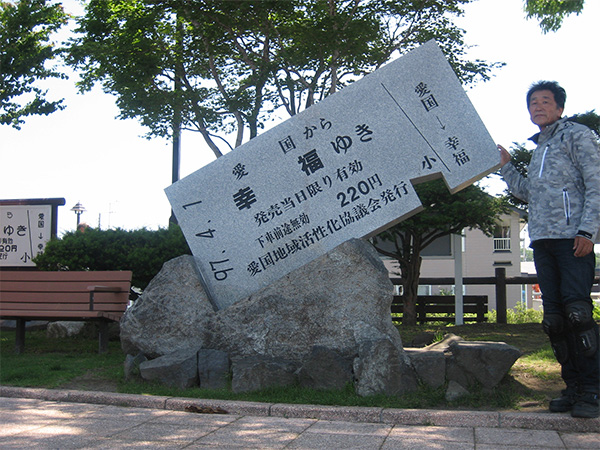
0, 270, 132, 353
391, 295, 488, 324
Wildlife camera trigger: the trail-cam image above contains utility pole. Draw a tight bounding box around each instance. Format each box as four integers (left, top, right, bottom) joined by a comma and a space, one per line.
169, 14, 183, 226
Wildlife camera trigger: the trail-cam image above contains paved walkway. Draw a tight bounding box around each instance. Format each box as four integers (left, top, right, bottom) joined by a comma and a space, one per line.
1, 387, 598, 449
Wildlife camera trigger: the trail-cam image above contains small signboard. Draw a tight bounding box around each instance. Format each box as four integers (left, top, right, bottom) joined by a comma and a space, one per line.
0, 198, 65, 267
165, 40, 499, 310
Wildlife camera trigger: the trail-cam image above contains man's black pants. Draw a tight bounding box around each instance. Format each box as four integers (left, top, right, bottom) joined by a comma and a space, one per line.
532, 239, 599, 394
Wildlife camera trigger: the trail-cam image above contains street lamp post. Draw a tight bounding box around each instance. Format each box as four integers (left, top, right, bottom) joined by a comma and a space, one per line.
71, 202, 86, 227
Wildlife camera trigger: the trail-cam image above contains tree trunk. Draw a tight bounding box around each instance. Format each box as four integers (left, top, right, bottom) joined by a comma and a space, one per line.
402, 254, 422, 326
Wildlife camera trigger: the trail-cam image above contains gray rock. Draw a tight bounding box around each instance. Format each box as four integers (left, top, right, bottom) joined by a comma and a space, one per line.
447, 340, 522, 389
46, 321, 86, 338
405, 348, 446, 389
166, 40, 500, 310
231, 356, 297, 393
120, 240, 523, 396
353, 339, 418, 397
139, 349, 198, 389
209, 239, 404, 364
352, 321, 411, 366
121, 239, 405, 363
445, 353, 471, 389
124, 352, 148, 381
197, 349, 230, 390
445, 380, 470, 401
120, 255, 216, 358
405, 336, 522, 392
426, 333, 464, 351
297, 346, 354, 390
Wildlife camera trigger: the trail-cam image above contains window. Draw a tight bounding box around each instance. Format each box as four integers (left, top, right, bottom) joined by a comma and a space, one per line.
493, 225, 511, 252
421, 234, 452, 257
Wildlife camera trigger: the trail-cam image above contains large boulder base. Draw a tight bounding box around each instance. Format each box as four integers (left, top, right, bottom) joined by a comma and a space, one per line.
121, 239, 522, 397
121, 238, 404, 364
207, 238, 404, 363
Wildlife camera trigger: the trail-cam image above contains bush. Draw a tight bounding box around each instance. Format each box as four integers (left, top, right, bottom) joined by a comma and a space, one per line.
488, 302, 543, 324
33, 225, 191, 289
489, 302, 600, 323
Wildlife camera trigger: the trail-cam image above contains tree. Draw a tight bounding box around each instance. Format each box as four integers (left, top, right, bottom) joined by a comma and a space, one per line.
524, 0, 585, 33
66, 0, 500, 159
568, 110, 600, 138
65, 1, 502, 321
372, 178, 509, 325
500, 142, 531, 215
0, 0, 68, 128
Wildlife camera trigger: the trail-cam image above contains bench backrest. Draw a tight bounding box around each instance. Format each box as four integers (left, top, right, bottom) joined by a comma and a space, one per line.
0, 270, 133, 315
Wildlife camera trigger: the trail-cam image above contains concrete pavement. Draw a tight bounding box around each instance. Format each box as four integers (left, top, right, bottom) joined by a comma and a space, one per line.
1, 386, 598, 449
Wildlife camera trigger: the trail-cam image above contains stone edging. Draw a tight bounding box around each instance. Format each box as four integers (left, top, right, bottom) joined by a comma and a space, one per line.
1, 385, 598, 433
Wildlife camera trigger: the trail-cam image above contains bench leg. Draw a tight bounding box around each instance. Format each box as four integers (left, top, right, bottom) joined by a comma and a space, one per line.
98, 321, 109, 353
15, 319, 26, 354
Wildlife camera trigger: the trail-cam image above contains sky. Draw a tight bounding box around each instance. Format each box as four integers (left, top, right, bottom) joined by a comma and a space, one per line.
1, 0, 599, 236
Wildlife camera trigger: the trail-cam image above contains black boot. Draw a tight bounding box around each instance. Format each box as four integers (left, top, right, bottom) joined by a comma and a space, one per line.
571, 392, 599, 418
549, 386, 579, 413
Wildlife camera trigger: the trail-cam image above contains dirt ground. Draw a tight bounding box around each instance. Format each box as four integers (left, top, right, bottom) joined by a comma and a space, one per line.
509, 362, 564, 412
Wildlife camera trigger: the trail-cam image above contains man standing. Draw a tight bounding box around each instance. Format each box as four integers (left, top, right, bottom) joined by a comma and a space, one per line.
499, 81, 600, 418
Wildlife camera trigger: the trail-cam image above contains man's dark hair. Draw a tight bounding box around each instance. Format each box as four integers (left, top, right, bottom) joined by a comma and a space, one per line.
527, 81, 566, 109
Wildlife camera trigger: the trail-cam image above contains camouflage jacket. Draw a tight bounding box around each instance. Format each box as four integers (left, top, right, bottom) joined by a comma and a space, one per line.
501, 117, 600, 243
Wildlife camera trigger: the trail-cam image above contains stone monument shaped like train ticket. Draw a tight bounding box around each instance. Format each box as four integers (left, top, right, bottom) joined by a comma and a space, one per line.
165, 40, 500, 310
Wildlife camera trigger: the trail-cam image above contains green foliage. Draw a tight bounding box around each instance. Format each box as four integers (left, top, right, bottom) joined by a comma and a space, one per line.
488, 301, 600, 323
524, 0, 585, 33
522, 247, 534, 261
567, 110, 600, 138
66, 0, 501, 158
593, 303, 600, 321
0, 0, 68, 128
33, 225, 191, 289
119, 378, 520, 410
488, 303, 543, 324
499, 142, 532, 215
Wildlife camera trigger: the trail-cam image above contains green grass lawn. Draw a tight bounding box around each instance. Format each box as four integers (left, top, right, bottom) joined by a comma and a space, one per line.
0, 330, 124, 388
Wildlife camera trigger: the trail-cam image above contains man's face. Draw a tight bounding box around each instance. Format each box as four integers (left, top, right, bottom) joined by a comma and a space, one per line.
528, 89, 564, 130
